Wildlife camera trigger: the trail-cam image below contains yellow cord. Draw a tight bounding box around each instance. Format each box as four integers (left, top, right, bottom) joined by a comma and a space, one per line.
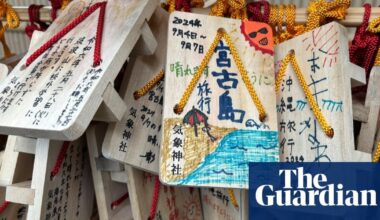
174, 30, 222, 115
210, 0, 247, 20
268, 4, 278, 37
373, 46, 380, 66
305, 0, 350, 32
373, 142, 380, 162
134, 69, 164, 100
269, 1, 349, 44
61, 0, 72, 10
0, 0, 20, 58
269, 4, 304, 44
163, 0, 204, 12
165, 0, 176, 13
276, 50, 334, 138
282, 4, 305, 42
174, 29, 267, 122
227, 189, 239, 209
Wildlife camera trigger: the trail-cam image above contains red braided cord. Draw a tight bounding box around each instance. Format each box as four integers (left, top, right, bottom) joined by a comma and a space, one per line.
110, 192, 129, 210
182, 0, 191, 12
26, 5, 49, 38
349, 4, 380, 77
0, 201, 10, 214
25, 1, 107, 67
148, 176, 160, 220
50, 141, 70, 179
175, 0, 191, 12
93, 1, 106, 66
50, 0, 61, 21
175, 0, 183, 11
247, 0, 270, 23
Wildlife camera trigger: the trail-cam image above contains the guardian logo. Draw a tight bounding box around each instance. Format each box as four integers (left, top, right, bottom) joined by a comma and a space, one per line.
255, 167, 377, 207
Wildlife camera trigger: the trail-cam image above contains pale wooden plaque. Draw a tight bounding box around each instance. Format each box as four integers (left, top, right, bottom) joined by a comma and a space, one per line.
201, 188, 248, 220
0, 0, 157, 140
355, 67, 380, 153
0, 151, 27, 220
86, 123, 132, 220
102, 8, 168, 174
161, 12, 278, 188
0, 136, 34, 187
5, 137, 95, 220
126, 166, 203, 220
275, 22, 371, 162
0, 188, 27, 220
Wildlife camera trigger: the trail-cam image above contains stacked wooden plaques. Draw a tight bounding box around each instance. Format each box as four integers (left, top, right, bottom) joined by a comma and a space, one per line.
0, 1, 378, 220
0, 0, 160, 219
86, 123, 132, 220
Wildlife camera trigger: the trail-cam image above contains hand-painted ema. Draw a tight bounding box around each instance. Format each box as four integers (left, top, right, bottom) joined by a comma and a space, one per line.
161, 12, 278, 189
102, 8, 168, 174
275, 22, 371, 163
0, 0, 157, 140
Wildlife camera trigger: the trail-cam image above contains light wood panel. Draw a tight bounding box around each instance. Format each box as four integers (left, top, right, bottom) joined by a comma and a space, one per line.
0, 0, 158, 140
275, 22, 371, 162
102, 8, 168, 174
161, 12, 278, 188
126, 165, 203, 220
86, 123, 132, 220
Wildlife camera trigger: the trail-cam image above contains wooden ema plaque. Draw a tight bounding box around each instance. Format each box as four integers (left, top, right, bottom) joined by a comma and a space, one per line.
275, 22, 371, 162
86, 123, 132, 220
160, 12, 278, 188
5, 138, 95, 220
0, 0, 157, 140
354, 67, 380, 153
201, 188, 248, 220
102, 8, 168, 174
0, 150, 28, 220
126, 166, 203, 220
0, 136, 34, 187
0, 188, 27, 220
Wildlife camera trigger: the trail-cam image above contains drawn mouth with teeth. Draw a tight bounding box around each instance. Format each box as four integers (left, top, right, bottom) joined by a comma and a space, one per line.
259, 37, 268, 45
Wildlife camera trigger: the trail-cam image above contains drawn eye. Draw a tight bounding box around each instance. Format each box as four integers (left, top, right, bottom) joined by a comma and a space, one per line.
258, 27, 268, 34
249, 31, 257, 38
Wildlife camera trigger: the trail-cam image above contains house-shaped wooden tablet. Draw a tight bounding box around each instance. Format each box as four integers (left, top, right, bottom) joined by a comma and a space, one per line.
102, 8, 168, 174
354, 67, 380, 154
160, 12, 278, 188
5, 137, 95, 220
125, 166, 203, 220
86, 123, 132, 220
0, 0, 157, 140
0, 148, 28, 220
275, 22, 371, 162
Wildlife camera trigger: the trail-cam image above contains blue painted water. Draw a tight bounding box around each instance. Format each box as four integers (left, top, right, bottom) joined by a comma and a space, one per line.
173, 129, 279, 188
